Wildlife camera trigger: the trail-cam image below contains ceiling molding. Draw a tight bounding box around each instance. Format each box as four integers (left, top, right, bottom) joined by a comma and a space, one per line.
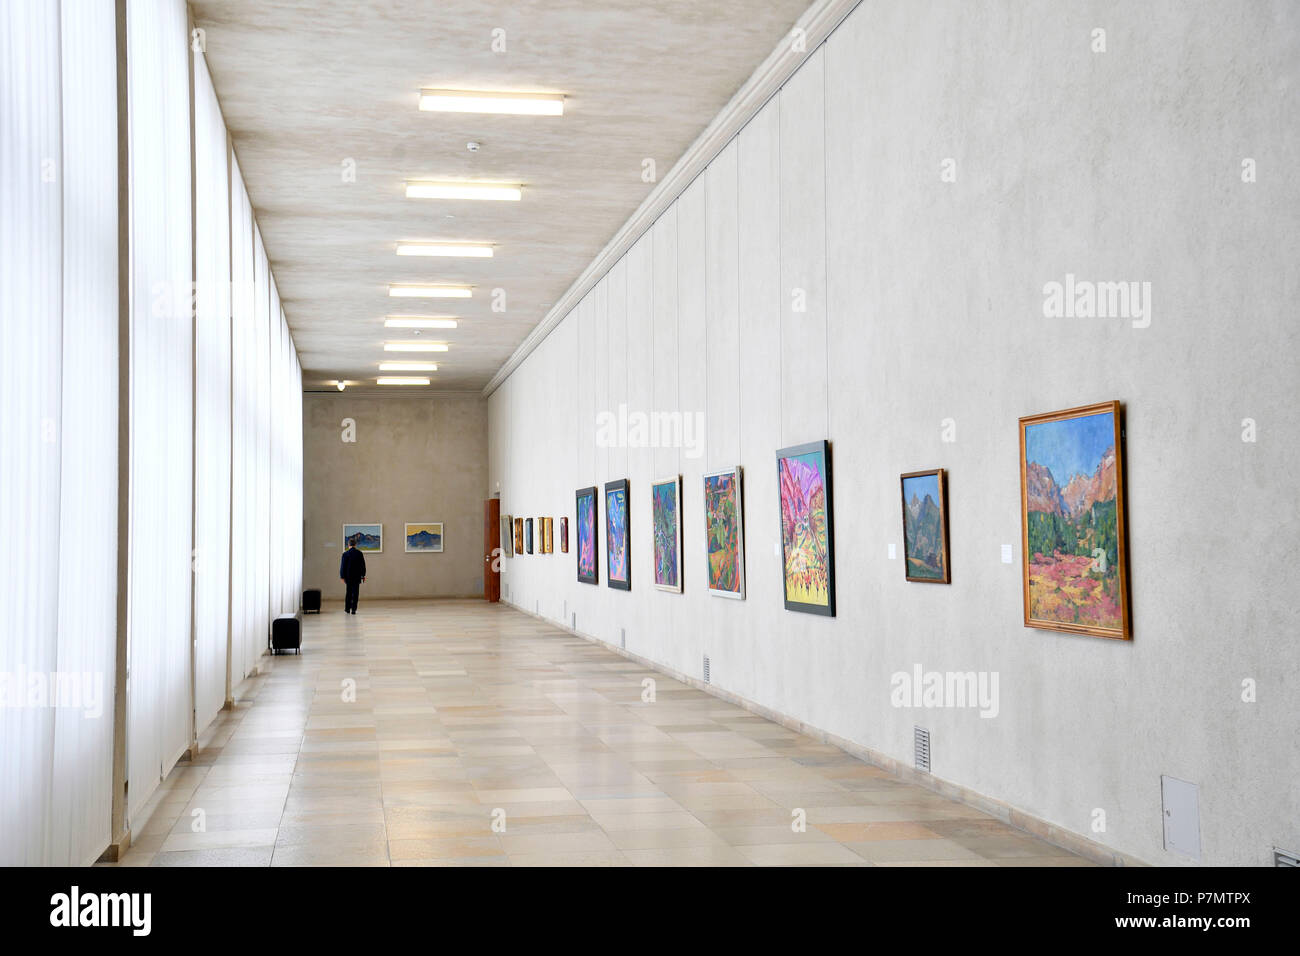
482, 0, 861, 397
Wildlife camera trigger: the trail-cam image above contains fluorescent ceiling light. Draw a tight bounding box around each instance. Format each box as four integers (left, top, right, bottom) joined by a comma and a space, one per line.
418, 89, 564, 116
380, 362, 438, 371
396, 241, 493, 258
376, 377, 431, 386
385, 342, 449, 352
405, 181, 521, 201
388, 284, 471, 298
384, 316, 458, 329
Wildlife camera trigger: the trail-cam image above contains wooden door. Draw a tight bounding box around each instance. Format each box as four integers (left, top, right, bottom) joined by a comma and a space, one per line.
483, 498, 501, 602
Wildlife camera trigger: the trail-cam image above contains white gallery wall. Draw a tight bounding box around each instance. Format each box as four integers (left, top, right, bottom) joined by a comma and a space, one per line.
489, 0, 1300, 866
0, 0, 303, 863
0, 0, 120, 866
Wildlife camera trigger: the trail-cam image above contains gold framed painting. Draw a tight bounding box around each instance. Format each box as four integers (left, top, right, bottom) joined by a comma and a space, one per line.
1019, 400, 1131, 640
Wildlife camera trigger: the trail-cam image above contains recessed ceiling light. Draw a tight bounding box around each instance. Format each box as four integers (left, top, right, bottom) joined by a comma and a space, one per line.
405, 181, 522, 201
418, 89, 564, 116
380, 361, 439, 371
395, 242, 493, 258
335, 381, 347, 391
376, 376, 430, 386
388, 284, 472, 298
384, 342, 449, 352
384, 316, 458, 329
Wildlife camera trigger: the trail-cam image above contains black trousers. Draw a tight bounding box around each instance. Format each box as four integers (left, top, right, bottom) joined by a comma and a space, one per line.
344, 580, 360, 612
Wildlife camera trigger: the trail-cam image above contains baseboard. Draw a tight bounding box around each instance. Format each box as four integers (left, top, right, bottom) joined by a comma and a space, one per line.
95, 830, 131, 863
502, 599, 1149, 868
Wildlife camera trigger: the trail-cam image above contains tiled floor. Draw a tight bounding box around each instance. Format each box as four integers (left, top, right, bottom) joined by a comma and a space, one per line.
105, 599, 1093, 867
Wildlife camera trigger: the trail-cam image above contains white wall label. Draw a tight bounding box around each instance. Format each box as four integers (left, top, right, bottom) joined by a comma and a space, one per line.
325, 542, 336, 548
888, 543, 897, 560
1001, 544, 1013, 564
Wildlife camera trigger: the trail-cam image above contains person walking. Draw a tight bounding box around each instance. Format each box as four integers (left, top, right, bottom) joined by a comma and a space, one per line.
339, 536, 367, 614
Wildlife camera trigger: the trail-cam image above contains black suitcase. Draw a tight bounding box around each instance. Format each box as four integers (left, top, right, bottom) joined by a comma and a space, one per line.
270, 613, 302, 654
302, 588, 322, 613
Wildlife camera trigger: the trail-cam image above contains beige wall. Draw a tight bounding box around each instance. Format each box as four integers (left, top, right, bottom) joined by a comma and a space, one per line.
304, 392, 488, 599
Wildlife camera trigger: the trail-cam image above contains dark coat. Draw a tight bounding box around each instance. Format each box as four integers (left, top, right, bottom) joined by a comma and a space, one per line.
339, 546, 367, 583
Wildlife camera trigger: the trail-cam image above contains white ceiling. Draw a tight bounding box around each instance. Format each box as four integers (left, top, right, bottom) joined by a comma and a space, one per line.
191, 0, 814, 391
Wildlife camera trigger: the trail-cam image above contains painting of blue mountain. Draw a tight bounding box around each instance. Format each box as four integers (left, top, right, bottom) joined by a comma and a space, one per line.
404, 522, 444, 553
343, 523, 382, 552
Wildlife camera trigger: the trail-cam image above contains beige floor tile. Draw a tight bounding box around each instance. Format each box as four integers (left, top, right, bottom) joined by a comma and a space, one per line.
95, 599, 1089, 869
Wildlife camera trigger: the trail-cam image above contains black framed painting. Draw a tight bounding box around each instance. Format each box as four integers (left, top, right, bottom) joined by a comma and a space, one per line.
575, 486, 598, 584
776, 440, 835, 616
604, 478, 630, 590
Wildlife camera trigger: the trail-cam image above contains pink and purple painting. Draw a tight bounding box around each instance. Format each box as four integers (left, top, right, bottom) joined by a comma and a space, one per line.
776, 441, 835, 616
575, 486, 597, 584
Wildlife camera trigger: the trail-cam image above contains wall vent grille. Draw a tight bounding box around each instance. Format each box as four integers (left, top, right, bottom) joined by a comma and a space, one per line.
620, 628, 626, 650
571, 612, 576, 631
1276, 847, 1299, 868
703, 655, 711, 684
914, 726, 931, 773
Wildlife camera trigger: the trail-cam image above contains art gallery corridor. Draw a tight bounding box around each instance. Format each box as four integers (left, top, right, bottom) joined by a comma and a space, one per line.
102, 600, 1088, 868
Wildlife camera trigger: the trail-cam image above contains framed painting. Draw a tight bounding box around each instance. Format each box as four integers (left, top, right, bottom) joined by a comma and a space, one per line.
575, 486, 598, 584
1019, 400, 1130, 640
404, 522, 443, 553
343, 523, 382, 553
513, 517, 524, 555
542, 516, 553, 554
900, 470, 950, 583
651, 476, 683, 593
604, 478, 630, 590
702, 466, 744, 599
500, 514, 513, 558
560, 516, 569, 553
525, 517, 534, 554
776, 441, 835, 616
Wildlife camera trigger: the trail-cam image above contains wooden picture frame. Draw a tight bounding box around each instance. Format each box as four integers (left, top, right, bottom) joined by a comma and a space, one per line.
899, 469, 950, 583
650, 475, 683, 593
560, 516, 569, 553
604, 478, 630, 590
575, 486, 598, 584
776, 441, 835, 616
542, 516, 553, 554
1019, 400, 1130, 640
513, 517, 524, 556
525, 517, 534, 554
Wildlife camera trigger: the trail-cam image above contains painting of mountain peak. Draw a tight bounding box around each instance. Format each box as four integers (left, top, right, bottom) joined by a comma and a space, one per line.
776, 441, 835, 616
404, 523, 443, 553
1019, 401, 1130, 640
343, 523, 382, 553
901, 470, 949, 583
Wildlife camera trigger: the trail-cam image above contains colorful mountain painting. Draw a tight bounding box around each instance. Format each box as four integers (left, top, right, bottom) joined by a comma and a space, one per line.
405, 523, 442, 552
1023, 408, 1122, 630
343, 524, 382, 552
777, 444, 833, 613
901, 472, 946, 581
